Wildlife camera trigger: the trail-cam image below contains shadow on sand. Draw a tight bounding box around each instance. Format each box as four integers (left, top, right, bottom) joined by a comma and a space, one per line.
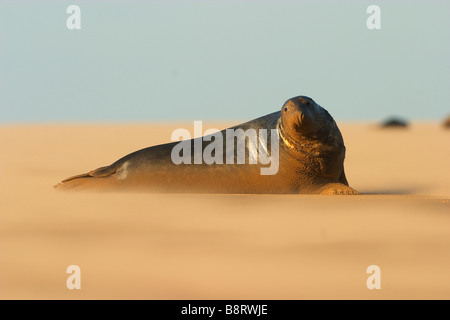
359, 188, 417, 195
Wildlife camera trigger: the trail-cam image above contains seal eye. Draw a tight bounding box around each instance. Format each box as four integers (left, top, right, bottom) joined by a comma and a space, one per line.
284, 107, 288, 112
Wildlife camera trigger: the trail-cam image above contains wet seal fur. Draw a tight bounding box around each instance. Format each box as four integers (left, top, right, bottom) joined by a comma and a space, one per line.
56, 96, 358, 195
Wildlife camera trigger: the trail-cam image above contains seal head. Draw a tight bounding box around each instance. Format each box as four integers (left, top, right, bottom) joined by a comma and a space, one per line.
277, 96, 358, 194
278, 96, 344, 153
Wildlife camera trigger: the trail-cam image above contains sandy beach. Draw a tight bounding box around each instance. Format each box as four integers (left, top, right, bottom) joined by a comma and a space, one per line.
0, 122, 449, 299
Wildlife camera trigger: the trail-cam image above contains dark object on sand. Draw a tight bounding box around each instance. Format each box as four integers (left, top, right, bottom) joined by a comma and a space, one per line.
443, 115, 450, 128
381, 117, 409, 128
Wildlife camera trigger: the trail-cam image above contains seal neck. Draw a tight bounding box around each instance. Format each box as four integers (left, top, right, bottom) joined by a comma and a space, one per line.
277, 119, 311, 152
277, 118, 346, 162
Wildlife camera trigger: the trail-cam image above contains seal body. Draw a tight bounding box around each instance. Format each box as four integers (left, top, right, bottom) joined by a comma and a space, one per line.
56, 96, 358, 195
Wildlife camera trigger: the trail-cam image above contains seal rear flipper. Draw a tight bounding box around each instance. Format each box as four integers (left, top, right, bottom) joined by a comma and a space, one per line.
54, 165, 118, 190
60, 165, 117, 183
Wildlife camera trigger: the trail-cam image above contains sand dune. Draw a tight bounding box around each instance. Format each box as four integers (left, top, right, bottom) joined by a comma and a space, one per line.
0, 122, 449, 299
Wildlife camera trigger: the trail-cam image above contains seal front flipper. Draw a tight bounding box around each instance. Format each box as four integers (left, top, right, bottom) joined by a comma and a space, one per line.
317, 183, 359, 195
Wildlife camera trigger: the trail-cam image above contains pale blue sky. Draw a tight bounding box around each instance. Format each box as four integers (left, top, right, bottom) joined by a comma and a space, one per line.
0, 0, 449, 123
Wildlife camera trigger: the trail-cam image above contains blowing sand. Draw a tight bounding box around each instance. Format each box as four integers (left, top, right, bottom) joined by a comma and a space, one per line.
0, 122, 449, 299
